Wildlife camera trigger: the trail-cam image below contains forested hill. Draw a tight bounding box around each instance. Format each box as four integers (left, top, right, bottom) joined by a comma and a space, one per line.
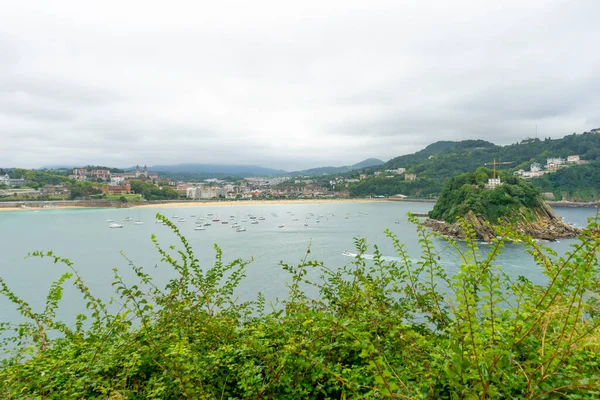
348, 130, 600, 200
288, 158, 385, 176
385, 139, 497, 172
384, 133, 600, 181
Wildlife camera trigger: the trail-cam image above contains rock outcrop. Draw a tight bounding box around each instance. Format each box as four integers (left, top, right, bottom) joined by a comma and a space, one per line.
424, 200, 581, 241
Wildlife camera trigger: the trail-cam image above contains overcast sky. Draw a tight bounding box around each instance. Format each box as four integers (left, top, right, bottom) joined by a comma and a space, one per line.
1, 0, 599, 170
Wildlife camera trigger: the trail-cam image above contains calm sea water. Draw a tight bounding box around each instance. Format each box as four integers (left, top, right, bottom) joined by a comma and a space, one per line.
0, 202, 596, 326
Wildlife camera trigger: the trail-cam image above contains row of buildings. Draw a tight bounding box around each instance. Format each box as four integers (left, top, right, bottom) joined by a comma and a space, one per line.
186, 182, 345, 200
514, 156, 588, 178
69, 165, 160, 185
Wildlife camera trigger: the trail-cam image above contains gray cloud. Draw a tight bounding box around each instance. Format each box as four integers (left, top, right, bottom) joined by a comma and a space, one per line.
0, 0, 599, 170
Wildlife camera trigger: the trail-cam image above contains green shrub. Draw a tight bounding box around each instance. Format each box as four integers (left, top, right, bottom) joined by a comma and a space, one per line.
1, 213, 599, 398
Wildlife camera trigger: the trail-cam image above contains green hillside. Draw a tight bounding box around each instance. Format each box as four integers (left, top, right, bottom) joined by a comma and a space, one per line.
347, 130, 600, 200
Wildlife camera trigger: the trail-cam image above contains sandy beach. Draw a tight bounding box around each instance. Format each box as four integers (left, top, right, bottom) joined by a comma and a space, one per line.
0, 198, 388, 212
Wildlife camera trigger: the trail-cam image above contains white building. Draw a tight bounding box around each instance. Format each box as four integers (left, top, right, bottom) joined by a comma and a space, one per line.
110, 176, 126, 185
567, 155, 580, 163
0, 174, 25, 187
487, 178, 502, 187
188, 186, 226, 199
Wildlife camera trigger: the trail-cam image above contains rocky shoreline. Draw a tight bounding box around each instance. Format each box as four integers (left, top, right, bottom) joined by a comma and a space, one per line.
423, 201, 582, 242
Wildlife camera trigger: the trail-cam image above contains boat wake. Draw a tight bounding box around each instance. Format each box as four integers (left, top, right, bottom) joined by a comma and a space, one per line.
342, 251, 410, 262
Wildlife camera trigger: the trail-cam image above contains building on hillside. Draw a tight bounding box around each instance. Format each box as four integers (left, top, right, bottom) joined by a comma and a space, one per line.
101, 183, 132, 195
567, 155, 580, 163
0, 174, 26, 187
302, 184, 327, 197
40, 185, 70, 195
271, 186, 302, 197
359, 174, 368, 180
374, 171, 382, 176
89, 169, 111, 180
112, 165, 159, 183
70, 168, 88, 181
73, 168, 88, 176
486, 178, 502, 188
110, 176, 126, 185
404, 173, 417, 181
546, 157, 566, 169
385, 168, 406, 175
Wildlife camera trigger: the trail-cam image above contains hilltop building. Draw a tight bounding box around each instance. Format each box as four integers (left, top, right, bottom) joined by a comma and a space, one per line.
486, 178, 502, 188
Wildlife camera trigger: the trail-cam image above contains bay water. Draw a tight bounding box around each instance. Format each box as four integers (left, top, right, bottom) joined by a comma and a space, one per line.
0, 201, 596, 327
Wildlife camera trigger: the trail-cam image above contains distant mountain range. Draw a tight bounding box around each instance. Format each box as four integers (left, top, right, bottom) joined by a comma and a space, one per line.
146, 163, 287, 176
38, 158, 385, 177
288, 158, 385, 176
142, 158, 385, 177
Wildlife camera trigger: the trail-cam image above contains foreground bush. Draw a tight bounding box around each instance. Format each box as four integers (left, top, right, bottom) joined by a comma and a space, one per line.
1, 213, 600, 399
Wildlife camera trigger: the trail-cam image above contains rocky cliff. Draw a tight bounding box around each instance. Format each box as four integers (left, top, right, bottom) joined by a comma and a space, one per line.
424, 200, 581, 241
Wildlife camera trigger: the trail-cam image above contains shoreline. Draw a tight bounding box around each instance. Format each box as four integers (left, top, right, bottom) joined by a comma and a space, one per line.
0, 198, 389, 212
1, 198, 597, 212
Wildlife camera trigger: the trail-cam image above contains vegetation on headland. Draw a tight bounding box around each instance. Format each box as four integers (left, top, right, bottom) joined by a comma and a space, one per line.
425, 169, 581, 241
1, 214, 600, 398
428, 168, 542, 223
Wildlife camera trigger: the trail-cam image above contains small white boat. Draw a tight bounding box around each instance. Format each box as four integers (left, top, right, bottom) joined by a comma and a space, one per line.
106, 219, 114, 223
109, 223, 123, 229
258, 216, 266, 221
134, 221, 144, 225
251, 220, 259, 225
178, 218, 185, 222
316, 219, 321, 223
292, 218, 298, 221
122, 217, 133, 222
236, 227, 246, 232
304, 223, 308, 227
203, 222, 211, 226
194, 226, 205, 231
278, 224, 284, 228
